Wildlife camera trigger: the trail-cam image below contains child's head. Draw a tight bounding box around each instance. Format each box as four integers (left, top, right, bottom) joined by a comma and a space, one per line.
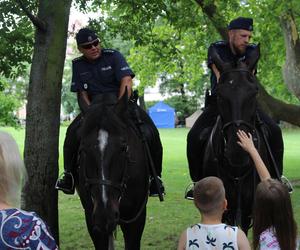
253, 178, 297, 250
0, 131, 26, 207
194, 176, 226, 216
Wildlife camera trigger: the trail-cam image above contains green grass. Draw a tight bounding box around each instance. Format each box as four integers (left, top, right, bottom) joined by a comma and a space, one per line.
1, 127, 300, 249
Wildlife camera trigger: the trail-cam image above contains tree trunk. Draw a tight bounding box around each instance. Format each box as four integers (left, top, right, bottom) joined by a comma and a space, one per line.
195, 0, 300, 126
23, 0, 72, 243
139, 94, 146, 110
280, 11, 300, 100
257, 81, 300, 124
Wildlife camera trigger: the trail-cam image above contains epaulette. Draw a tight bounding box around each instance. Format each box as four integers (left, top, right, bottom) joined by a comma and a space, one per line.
211, 40, 227, 47
72, 56, 84, 63
102, 49, 116, 54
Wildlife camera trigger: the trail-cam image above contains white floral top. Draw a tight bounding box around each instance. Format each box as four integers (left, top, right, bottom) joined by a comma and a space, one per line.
186, 223, 238, 249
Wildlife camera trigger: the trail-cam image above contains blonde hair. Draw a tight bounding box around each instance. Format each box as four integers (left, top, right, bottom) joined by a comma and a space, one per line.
194, 176, 225, 215
0, 131, 26, 207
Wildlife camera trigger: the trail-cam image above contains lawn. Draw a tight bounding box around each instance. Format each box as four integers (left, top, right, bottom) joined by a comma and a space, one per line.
1, 126, 300, 249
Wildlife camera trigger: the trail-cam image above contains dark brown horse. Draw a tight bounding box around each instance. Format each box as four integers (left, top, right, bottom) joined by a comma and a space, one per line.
76, 94, 149, 249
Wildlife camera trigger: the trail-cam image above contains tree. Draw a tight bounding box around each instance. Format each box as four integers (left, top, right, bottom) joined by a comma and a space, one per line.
17, 0, 72, 242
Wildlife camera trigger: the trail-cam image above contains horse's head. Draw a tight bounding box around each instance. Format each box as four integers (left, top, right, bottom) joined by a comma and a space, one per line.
210, 45, 260, 167
79, 93, 129, 234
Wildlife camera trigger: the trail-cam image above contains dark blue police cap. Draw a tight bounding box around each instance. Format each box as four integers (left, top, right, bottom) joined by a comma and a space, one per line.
76, 28, 98, 46
228, 17, 253, 31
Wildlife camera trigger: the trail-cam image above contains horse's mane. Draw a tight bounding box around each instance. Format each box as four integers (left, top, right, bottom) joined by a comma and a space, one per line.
80, 103, 126, 138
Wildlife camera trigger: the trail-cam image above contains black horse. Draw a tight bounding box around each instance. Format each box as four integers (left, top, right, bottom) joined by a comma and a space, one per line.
76, 94, 149, 250
188, 45, 275, 232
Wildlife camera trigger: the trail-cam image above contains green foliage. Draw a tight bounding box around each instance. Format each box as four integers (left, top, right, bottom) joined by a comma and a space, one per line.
0, 79, 21, 126
61, 57, 80, 116
164, 95, 199, 121
85, 0, 300, 105
0, 1, 34, 78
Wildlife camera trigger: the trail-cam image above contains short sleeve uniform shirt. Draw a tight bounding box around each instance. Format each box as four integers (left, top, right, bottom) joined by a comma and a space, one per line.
71, 49, 135, 97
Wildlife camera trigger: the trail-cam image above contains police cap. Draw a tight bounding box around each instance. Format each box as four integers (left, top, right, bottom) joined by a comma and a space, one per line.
76, 28, 98, 46
228, 17, 253, 31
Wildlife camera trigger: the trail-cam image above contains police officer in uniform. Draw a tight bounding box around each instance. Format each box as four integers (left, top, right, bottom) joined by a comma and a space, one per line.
56, 28, 164, 196
186, 17, 283, 199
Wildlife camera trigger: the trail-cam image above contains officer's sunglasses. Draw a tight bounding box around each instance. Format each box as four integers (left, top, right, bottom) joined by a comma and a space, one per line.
80, 39, 100, 50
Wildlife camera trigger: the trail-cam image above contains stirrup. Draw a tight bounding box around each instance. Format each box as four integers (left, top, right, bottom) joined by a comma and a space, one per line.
184, 182, 195, 200
149, 176, 165, 197
281, 175, 293, 194
55, 172, 75, 194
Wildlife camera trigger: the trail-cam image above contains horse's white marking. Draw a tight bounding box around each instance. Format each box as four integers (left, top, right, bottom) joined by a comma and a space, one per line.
98, 129, 109, 204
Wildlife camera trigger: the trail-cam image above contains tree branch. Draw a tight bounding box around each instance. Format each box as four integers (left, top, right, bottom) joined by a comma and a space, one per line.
16, 0, 47, 31
194, 0, 228, 40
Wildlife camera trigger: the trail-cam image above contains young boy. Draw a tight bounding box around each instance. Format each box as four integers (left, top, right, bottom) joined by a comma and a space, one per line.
177, 176, 250, 250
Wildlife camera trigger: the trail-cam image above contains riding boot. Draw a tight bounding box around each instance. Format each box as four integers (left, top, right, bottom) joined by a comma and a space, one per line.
272, 148, 284, 177
55, 147, 76, 194
149, 176, 165, 197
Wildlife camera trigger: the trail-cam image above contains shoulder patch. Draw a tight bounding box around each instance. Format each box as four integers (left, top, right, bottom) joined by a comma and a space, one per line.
103, 49, 116, 54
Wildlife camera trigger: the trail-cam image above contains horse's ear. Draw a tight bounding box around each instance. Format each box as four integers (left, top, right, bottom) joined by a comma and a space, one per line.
208, 45, 226, 72
245, 43, 260, 71
114, 87, 128, 116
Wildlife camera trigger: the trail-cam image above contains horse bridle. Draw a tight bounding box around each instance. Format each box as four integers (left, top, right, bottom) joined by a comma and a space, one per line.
218, 67, 257, 134
80, 135, 149, 224
80, 140, 129, 197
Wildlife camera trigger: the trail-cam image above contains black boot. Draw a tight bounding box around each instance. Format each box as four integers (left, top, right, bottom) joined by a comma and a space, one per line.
55, 145, 77, 195
55, 172, 75, 194
149, 177, 165, 197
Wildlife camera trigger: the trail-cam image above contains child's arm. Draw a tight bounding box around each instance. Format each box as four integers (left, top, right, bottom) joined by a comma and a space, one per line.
177, 230, 187, 250
237, 228, 251, 250
237, 130, 271, 180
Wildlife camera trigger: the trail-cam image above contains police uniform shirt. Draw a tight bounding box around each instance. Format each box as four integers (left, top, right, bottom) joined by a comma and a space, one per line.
71, 49, 135, 97
207, 41, 258, 94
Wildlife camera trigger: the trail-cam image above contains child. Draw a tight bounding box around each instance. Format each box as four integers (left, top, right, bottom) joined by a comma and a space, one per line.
177, 176, 250, 250
0, 131, 58, 249
237, 129, 298, 250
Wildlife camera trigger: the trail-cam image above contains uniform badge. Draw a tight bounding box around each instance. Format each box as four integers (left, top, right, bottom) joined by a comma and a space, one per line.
84, 83, 88, 90
88, 36, 93, 42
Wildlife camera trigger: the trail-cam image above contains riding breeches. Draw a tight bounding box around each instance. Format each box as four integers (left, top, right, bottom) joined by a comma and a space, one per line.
187, 104, 219, 182
63, 114, 82, 173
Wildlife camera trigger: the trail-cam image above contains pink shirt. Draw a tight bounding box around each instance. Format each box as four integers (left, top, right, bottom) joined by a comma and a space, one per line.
259, 228, 280, 249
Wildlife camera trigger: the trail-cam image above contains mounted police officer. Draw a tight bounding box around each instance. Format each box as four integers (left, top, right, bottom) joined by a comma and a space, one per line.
186, 17, 284, 199
56, 28, 164, 196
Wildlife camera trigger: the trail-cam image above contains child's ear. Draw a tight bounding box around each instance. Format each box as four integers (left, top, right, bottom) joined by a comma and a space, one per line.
223, 199, 228, 210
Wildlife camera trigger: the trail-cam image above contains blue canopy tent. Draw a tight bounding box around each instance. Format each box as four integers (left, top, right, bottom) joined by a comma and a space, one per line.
148, 101, 175, 128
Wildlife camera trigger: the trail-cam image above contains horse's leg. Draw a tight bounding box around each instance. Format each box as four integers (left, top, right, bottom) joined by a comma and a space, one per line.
120, 209, 146, 250
78, 190, 109, 250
